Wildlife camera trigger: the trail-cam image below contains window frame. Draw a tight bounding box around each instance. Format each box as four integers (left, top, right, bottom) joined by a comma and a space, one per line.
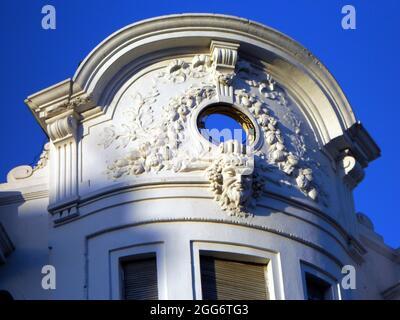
191, 241, 285, 300
110, 242, 167, 300
300, 261, 341, 300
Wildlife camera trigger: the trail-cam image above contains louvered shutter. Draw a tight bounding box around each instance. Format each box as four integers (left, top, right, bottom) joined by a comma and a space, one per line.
122, 257, 158, 300
200, 256, 269, 300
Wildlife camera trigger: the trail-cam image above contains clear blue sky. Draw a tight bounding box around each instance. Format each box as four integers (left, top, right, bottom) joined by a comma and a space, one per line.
0, 0, 398, 248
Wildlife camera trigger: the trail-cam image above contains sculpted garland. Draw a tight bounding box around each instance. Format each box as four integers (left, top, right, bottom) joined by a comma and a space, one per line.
99, 55, 321, 216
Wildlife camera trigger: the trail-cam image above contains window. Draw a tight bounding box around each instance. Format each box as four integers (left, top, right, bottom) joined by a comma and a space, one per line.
305, 273, 332, 300
197, 104, 255, 145
200, 255, 269, 300
300, 261, 340, 300
121, 255, 158, 300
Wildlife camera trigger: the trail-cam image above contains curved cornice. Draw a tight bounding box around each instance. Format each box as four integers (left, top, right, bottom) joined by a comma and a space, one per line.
85, 217, 346, 268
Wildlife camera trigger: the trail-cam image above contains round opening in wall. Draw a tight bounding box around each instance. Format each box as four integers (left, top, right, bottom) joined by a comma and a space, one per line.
197, 105, 255, 146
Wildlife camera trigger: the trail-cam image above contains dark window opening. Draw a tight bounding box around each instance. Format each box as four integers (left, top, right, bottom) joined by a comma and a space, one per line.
305, 273, 332, 300
121, 256, 158, 300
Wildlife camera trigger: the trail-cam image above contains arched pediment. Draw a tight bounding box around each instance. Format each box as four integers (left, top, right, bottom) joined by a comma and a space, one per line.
72, 14, 357, 146
81, 41, 344, 216
24, 14, 380, 219
26, 14, 379, 157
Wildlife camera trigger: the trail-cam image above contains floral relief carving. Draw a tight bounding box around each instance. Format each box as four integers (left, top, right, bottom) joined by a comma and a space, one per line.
241, 67, 315, 172
99, 87, 159, 149
101, 84, 216, 179
44, 94, 93, 119
99, 54, 326, 216
6, 143, 50, 183
60, 94, 93, 109
33, 143, 50, 171
157, 55, 212, 83
234, 59, 326, 202
234, 88, 318, 200
191, 55, 212, 78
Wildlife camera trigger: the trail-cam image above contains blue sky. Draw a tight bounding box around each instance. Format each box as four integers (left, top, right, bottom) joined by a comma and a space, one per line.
0, 0, 398, 247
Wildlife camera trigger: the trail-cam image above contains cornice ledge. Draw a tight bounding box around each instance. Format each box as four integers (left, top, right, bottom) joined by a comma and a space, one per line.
347, 237, 366, 265
324, 122, 381, 170
347, 122, 381, 167
83, 216, 345, 267
24, 79, 96, 135
359, 234, 398, 263
0, 190, 49, 206
48, 195, 80, 225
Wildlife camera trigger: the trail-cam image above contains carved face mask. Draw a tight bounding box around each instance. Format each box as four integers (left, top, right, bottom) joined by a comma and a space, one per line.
222, 165, 253, 207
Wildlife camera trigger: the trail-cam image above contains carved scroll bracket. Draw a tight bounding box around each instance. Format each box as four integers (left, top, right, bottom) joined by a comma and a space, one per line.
46, 110, 79, 143
338, 149, 365, 189
210, 41, 240, 103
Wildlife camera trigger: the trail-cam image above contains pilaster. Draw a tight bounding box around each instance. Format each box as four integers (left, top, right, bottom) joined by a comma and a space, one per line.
46, 110, 80, 223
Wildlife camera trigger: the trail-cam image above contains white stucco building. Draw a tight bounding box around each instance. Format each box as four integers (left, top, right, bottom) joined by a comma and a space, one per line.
0, 14, 399, 300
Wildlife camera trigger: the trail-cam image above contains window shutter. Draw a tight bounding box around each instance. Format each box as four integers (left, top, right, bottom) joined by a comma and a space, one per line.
122, 257, 158, 300
200, 256, 269, 300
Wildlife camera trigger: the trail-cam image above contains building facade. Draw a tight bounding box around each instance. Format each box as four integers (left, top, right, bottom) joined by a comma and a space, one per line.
0, 14, 399, 300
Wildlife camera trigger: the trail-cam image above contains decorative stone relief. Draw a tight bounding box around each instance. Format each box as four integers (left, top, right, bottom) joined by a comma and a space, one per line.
100, 87, 159, 149
100, 84, 216, 179
99, 42, 328, 216
59, 94, 92, 110
206, 141, 265, 217
238, 59, 329, 205
6, 143, 50, 183
43, 93, 93, 120
156, 55, 212, 84
6, 165, 34, 182
33, 143, 50, 171
234, 88, 318, 200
